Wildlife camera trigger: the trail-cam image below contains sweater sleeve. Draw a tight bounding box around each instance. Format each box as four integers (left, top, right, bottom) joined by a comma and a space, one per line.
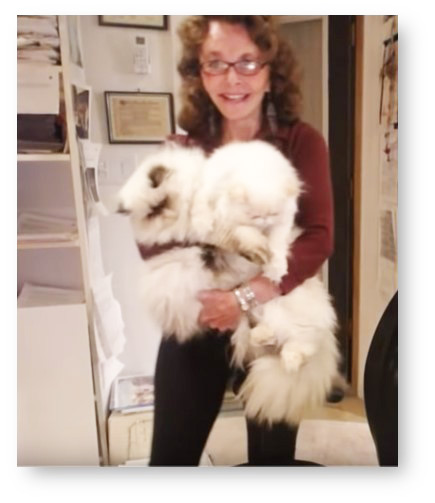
278, 123, 334, 294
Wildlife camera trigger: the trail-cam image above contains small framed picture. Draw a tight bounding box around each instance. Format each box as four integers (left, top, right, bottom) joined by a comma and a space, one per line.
72, 84, 91, 140
105, 91, 175, 144
98, 16, 168, 30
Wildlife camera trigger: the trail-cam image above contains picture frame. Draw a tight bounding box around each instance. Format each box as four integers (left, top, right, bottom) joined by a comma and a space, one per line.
105, 91, 175, 144
98, 15, 168, 30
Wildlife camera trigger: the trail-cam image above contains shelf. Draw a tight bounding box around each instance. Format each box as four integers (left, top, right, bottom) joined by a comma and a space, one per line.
17, 300, 85, 309
18, 237, 80, 250
17, 61, 62, 73
17, 153, 70, 162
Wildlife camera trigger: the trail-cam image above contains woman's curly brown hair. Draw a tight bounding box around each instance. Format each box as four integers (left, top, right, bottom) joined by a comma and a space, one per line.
177, 16, 302, 144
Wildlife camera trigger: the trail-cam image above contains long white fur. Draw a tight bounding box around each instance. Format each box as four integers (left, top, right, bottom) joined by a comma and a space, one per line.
118, 140, 340, 425
233, 276, 339, 425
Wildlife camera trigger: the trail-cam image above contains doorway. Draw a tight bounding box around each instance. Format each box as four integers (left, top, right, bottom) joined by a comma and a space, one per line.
279, 16, 356, 386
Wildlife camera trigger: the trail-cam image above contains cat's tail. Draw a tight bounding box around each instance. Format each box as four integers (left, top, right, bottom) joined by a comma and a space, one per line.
237, 341, 340, 426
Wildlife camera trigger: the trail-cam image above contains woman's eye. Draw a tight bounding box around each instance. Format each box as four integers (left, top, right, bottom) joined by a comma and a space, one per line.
239, 60, 259, 70
209, 60, 225, 70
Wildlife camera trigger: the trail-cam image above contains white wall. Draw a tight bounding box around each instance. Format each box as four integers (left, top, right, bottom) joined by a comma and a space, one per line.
79, 16, 186, 375
356, 16, 397, 396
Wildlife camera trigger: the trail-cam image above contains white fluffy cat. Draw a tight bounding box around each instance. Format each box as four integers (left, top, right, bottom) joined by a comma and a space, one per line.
118, 140, 340, 425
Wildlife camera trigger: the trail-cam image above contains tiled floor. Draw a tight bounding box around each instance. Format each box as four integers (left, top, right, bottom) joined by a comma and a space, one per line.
205, 394, 379, 466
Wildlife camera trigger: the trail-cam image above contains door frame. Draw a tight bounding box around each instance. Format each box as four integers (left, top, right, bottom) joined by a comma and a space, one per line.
279, 15, 358, 390
327, 15, 357, 390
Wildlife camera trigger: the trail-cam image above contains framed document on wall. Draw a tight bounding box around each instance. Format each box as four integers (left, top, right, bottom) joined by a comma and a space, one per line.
105, 91, 175, 144
98, 16, 168, 30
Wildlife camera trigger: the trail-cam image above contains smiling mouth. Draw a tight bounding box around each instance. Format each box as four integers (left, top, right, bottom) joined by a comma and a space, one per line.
220, 94, 249, 102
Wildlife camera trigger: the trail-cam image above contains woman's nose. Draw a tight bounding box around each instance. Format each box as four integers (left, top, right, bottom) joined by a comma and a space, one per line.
224, 66, 243, 85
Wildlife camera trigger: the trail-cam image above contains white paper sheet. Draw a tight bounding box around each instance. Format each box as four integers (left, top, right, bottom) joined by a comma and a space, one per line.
92, 319, 124, 416
87, 214, 107, 281
87, 214, 125, 407
92, 274, 126, 359
79, 140, 101, 169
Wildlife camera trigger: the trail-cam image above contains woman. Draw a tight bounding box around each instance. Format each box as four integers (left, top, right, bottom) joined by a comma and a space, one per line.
148, 15, 334, 466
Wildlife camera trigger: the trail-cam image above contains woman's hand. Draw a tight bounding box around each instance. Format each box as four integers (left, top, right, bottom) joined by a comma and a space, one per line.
197, 275, 281, 332
197, 289, 241, 331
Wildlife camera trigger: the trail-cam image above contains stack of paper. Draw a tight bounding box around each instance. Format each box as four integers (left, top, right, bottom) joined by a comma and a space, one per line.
18, 283, 84, 307
17, 16, 60, 65
17, 212, 78, 245
17, 16, 64, 152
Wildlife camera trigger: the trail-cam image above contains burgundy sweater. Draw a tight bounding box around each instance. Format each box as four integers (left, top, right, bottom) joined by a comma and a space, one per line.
262, 121, 334, 294
140, 119, 334, 295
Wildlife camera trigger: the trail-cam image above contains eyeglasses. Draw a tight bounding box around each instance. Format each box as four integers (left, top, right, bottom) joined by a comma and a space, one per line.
200, 59, 268, 76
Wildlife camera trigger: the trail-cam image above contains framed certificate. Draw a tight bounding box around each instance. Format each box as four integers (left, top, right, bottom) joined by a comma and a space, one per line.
98, 16, 168, 30
105, 91, 175, 144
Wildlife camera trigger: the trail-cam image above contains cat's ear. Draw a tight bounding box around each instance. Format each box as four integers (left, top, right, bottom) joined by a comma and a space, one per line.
149, 165, 169, 188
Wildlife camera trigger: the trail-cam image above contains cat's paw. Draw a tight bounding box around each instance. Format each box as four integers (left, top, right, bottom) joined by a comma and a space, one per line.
262, 261, 286, 283
250, 325, 276, 347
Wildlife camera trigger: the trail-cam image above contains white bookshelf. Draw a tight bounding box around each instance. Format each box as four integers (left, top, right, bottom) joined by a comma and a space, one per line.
17, 16, 106, 466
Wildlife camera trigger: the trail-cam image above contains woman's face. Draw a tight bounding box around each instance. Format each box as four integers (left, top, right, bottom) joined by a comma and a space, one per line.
200, 21, 270, 125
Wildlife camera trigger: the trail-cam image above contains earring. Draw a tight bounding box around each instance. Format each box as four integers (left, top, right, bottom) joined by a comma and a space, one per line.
208, 103, 217, 137
264, 92, 277, 133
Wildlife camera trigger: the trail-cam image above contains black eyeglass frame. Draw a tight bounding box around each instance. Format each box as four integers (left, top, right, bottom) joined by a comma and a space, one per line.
200, 59, 269, 76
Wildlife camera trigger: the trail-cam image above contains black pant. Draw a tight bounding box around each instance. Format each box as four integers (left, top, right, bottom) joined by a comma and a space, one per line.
364, 291, 398, 466
149, 331, 299, 466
